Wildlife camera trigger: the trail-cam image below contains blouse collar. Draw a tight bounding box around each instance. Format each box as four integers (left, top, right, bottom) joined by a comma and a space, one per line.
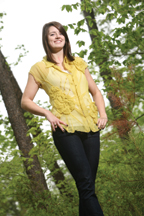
42, 56, 75, 67
42, 56, 85, 74
42, 56, 55, 68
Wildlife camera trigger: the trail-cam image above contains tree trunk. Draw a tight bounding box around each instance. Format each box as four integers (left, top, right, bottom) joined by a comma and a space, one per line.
0, 51, 48, 194
80, 0, 131, 139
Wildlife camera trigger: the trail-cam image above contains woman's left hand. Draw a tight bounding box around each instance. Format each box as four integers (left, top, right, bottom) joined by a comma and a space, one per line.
97, 116, 108, 130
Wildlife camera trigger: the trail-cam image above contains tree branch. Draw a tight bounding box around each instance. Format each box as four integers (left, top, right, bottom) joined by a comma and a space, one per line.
136, 113, 144, 121
113, 51, 144, 57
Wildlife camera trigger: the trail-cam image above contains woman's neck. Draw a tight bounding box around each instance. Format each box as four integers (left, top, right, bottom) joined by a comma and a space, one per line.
52, 50, 65, 70
52, 49, 64, 64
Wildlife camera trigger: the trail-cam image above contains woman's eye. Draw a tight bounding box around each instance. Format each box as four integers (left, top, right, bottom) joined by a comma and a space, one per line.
50, 33, 54, 36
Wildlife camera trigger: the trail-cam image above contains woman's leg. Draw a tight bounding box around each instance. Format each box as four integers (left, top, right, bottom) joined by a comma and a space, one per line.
79, 131, 102, 216
52, 128, 104, 216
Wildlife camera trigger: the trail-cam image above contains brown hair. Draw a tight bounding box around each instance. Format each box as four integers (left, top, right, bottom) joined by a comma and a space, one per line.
42, 21, 74, 63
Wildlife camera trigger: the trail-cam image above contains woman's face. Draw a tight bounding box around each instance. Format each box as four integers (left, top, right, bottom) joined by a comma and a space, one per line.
47, 26, 65, 52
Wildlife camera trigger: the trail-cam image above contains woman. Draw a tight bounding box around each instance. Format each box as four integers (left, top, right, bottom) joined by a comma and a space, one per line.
21, 21, 107, 216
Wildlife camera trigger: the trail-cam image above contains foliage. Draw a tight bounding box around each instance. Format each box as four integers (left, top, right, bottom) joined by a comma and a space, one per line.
0, 12, 6, 49
0, 110, 79, 215
62, 0, 144, 71
13, 44, 29, 66
0, 12, 29, 66
97, 129, 144, 216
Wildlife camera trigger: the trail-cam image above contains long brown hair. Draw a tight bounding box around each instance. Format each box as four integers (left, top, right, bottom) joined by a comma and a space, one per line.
42, 21, 74, 63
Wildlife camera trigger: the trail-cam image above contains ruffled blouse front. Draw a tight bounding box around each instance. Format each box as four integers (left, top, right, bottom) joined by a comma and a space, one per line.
29, 56, 99, 133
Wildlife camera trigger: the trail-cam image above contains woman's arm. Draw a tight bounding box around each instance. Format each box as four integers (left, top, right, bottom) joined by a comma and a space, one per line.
85, 67, 108, 129
21, 74, 67, 131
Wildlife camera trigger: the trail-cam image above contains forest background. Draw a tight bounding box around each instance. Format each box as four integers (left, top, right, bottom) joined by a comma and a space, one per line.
0, 0, 144, 215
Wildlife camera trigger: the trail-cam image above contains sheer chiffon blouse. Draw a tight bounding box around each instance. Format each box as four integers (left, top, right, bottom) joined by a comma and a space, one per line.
29, 56, 99, 133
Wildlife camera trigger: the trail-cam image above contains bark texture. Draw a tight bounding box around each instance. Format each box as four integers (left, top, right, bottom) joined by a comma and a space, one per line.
0, 50, 48, 192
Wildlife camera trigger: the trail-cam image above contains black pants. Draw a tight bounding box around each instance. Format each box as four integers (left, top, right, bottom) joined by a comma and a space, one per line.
52, 128, 104, 216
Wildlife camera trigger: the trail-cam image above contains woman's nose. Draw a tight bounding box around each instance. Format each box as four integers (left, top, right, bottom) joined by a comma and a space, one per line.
55, 33, 61, 38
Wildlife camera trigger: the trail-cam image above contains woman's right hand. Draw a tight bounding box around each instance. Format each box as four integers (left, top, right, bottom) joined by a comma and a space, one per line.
44, 110, 68, 132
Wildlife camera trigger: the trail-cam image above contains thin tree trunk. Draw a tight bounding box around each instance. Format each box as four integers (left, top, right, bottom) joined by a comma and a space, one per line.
80, 0, 131, 139
0, 51, 48, 194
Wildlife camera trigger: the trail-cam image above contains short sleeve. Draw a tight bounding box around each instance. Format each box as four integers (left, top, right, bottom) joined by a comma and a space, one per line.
73, 57, 88, 73
29, 63, 43, 87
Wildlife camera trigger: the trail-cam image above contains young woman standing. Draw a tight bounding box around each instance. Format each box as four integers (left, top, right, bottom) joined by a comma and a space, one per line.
21, 21, 107, 216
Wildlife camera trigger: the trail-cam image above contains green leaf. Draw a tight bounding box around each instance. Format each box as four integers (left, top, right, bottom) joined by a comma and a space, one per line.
61, 5, 66, 11
63, 25, 68, 31
76, 40, 85, 47
77, 19, 85, 28
68, 24, 74, 29
65, 5, 73, 12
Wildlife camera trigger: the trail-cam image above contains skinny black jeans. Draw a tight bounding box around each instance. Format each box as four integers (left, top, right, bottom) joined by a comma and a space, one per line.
52, 128, 104, 216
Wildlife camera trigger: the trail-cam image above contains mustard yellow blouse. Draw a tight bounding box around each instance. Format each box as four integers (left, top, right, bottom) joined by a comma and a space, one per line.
29, 56, 99, 133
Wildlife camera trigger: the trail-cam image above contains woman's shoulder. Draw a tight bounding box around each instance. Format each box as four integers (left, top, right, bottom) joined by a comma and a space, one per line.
30, 59, 52, 76
74, 56, 84, 62
72, 56, 88, 73
29, 60, 48, 80
30, 61, 46, 70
